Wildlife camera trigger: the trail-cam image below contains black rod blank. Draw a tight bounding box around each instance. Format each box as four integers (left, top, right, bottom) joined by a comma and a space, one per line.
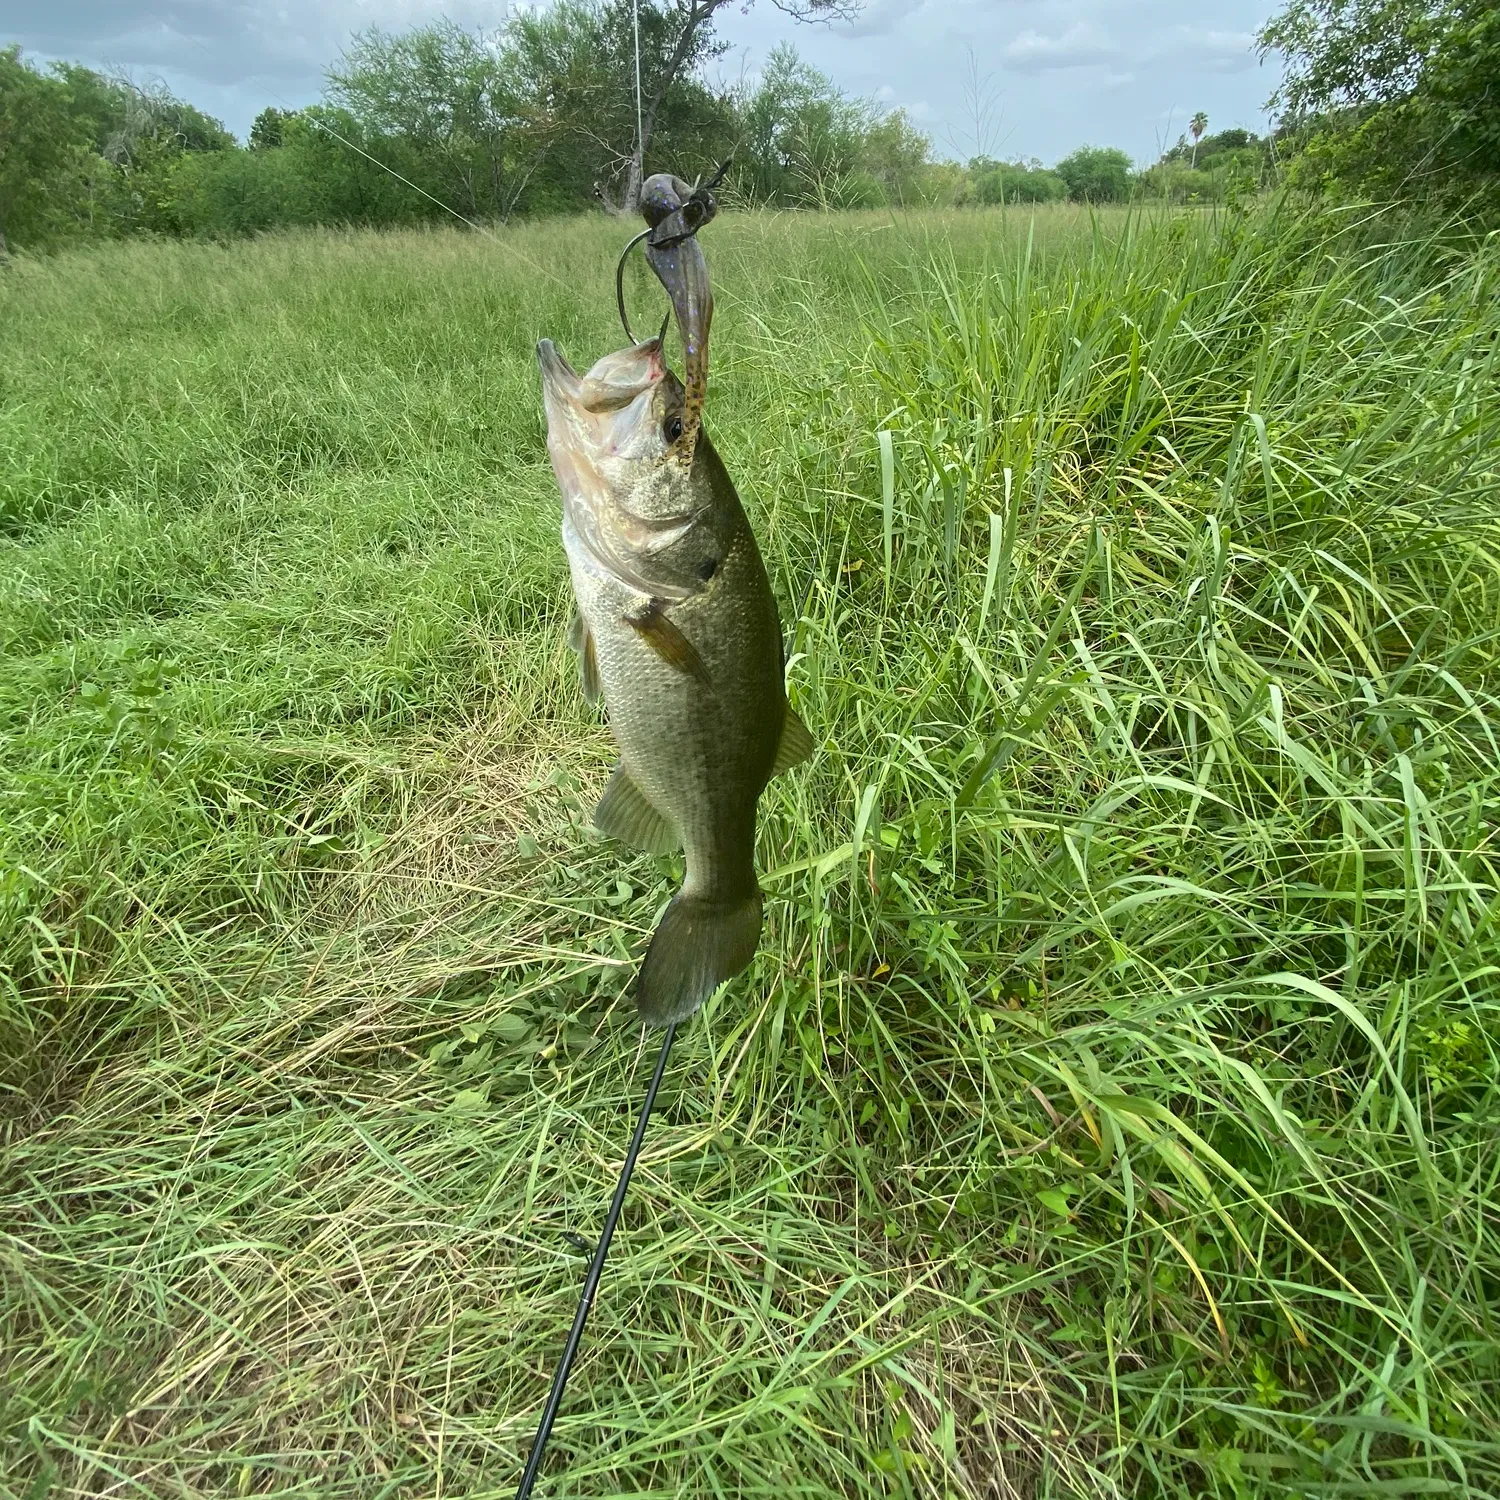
513, 1021, 679, 1499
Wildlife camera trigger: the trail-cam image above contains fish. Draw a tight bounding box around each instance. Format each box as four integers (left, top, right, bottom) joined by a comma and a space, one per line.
536, 331, 812, 1026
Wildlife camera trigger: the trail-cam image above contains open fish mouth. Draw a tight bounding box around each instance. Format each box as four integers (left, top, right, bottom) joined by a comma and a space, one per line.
535, 336, 577, 395
536, 337, 666, 415
536, 336, 698, 602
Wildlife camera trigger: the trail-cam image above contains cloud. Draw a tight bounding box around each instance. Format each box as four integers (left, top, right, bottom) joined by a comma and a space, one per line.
1001, 20, 1114, 73
9, 0, 499, 91
838, 0, 929, 40
1165, 27, 1260, 73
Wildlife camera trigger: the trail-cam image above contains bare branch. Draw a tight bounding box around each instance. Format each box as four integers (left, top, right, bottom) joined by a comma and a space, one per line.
766, 0, 863, 19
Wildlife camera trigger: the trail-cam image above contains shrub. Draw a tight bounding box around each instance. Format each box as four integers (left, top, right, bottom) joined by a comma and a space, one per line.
1055, 145, 1133, 202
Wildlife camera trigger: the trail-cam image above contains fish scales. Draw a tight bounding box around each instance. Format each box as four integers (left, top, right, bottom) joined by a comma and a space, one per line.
568, 435, 783, 891
538, 337, 812, 1025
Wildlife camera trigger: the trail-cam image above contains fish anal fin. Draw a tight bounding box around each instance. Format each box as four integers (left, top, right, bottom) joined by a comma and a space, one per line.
594, 764, 680, 854
624, 598, 711, 686
771, 705, 815, 777
568, 609, 602, 703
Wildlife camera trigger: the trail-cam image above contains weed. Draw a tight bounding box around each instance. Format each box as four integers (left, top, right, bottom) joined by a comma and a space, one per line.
1, 202, 1497, 1496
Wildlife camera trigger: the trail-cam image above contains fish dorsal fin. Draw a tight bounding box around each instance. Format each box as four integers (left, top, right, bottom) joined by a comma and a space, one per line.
771, 706, 815, 777
594, 764, 680, 853
568, 609, 602, 703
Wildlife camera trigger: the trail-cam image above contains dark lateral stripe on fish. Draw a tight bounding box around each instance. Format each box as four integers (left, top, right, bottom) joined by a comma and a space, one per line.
624, 599, 712, 686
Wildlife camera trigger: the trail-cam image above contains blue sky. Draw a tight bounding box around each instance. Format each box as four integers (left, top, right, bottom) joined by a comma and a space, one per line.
2, 0, 1283, 162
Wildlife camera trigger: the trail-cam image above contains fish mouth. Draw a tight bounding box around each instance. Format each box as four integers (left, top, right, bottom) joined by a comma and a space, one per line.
537, 337, 665, 415
643, 234, 712, 465
536, 338, 573, 377
536, 338, 580, 409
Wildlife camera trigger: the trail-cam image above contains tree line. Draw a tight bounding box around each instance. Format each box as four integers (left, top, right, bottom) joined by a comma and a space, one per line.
0, 0, 936, 252
1, 0, 1493, 254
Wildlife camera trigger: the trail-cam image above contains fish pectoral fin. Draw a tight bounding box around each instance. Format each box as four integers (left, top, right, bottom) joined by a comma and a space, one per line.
771, 705, 816, 777
568, 609, 602, 703
594, 764, 681, 853
624, 598, 711, 686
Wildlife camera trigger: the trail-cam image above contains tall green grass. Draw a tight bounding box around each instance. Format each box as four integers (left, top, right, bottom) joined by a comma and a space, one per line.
2, 202, 1497, 1497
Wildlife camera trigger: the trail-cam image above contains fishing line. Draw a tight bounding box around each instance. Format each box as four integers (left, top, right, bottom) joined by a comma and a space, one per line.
633, 0, 645, 175
513, 1022, 679, 1499
165, 24, 571, 290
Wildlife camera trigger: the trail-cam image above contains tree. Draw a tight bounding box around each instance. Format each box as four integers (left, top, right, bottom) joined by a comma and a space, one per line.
859, 108, 933, 206
46, 65, 234, 164
328, 22, 530, 220
326, 8, 736, 222
1143, 127, 1270, 200
1055, 145, 1133, 202
36, 64, 235, 235
501, 0, 733, 214
969, 158, 1066, 205
250, 108, 299, 150
605, 0, 862, 212
735, 45, 868, 206
0, 47, 93, 252
1258, 0, 1499, 202
166, 105, 430, 237
1190, 110, 1208, 166
1261, 0, 1439, 112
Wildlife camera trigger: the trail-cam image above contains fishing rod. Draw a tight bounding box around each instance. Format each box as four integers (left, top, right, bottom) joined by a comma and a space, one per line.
513, 1022, 677, 1500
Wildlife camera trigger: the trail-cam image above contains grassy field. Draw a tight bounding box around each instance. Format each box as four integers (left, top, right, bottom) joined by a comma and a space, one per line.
2, 201, 1498, 1498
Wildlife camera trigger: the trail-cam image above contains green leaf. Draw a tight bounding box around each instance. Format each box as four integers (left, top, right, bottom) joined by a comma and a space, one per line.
1037, 1188, 1072, 1216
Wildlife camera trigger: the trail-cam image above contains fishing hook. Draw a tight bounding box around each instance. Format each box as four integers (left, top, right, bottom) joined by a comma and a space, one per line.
615, 227, 671, 346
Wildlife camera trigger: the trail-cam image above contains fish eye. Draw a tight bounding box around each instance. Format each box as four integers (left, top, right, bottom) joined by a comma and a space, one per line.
665, 415, 684, 444
698, 557, 718, 581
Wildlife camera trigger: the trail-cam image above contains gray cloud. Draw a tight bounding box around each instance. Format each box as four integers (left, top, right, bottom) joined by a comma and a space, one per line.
12, 1, 317, 80
1001, 20, 1114, 73
16, 1, 426, 142
3, 0, 507, 135
1162, 26, 1261, 74
838, 0, 929, 40
726, 0, 1280, 162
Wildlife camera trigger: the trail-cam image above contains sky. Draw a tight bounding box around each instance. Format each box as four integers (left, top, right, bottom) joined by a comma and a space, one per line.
1, 0, 1284, 163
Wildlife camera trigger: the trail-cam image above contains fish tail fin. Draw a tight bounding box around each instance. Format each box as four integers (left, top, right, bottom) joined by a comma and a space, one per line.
634, 889, 763, 1027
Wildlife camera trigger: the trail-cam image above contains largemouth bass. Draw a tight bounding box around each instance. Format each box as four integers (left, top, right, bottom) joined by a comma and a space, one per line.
536, 334, 812, 1026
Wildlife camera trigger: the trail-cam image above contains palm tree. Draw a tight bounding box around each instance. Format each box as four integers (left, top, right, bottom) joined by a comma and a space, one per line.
1189, 111, 1208, 169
